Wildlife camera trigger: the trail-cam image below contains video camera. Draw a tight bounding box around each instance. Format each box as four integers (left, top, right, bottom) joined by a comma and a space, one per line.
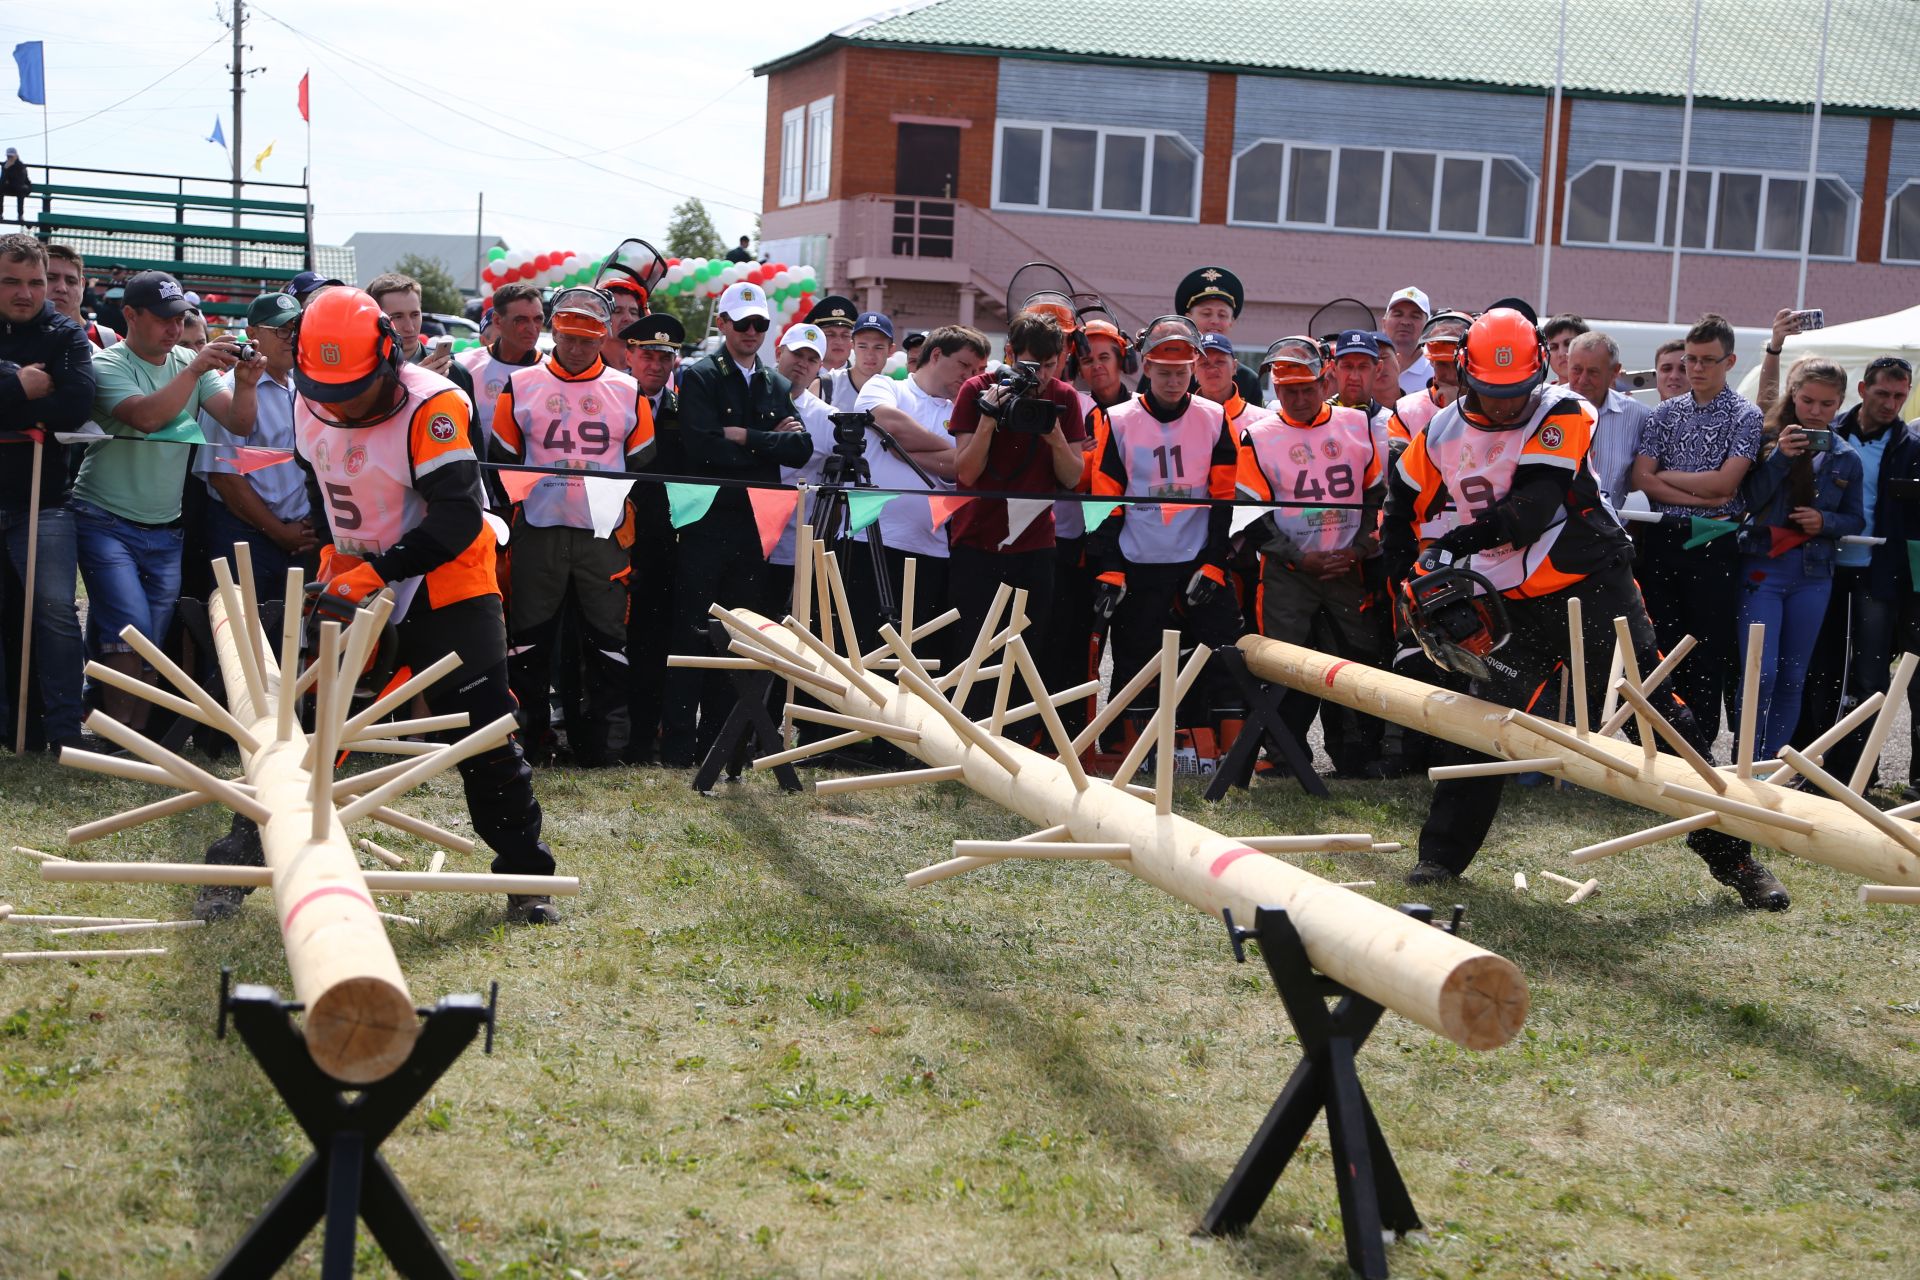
989, 360, 1057, 434
827, 409, 874, 458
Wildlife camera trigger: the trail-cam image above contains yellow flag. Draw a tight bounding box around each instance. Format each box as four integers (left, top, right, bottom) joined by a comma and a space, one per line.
252, 140, 275, 173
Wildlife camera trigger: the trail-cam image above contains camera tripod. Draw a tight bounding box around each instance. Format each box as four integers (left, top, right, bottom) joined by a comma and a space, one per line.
802, 412, 937, 642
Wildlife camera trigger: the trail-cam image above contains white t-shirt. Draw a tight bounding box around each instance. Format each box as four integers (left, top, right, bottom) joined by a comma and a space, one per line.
771, 388, 835, 566
853, 374, 954, 558
1399, 354, 1433, 396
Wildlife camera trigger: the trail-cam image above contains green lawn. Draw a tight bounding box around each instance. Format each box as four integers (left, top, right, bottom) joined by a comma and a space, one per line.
1, 753, 1916, 1278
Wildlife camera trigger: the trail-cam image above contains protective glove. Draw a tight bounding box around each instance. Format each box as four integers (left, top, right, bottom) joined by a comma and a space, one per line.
1092, 571, 1127, 622
1184, 563, 1228, 609
305, 556, 386, 629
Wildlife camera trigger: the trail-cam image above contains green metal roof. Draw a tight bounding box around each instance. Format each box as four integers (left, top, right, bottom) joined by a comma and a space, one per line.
756, 0, 1920, 115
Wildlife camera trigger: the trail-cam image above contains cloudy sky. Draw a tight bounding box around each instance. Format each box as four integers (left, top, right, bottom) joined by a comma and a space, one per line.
0, 0, 887, 257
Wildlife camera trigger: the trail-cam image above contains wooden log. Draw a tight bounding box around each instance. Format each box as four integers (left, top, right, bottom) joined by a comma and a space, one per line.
1513, 872, 1528, 890
1506, 711, 1638, 777
1598, 635, 1697, 737
1765, 692, 1883, 786
59, 747, 254, 793
1658, 782, 1817, 834
1009, 637, 1088, 792
83, 659, 211, 730
946, 583, 1011, 705
345, 713, 469, 741
783, 615, 889, 706
1239, 633, 1920, 886
276, 567, 303, 741
1613, 678, 1727, 793
752, 728, 870, 771
1778, 748, 1920, 860
1736, 621, 1764, 778
48, 919, 206, 938
1612, 617, 1657, 769
785, 704, 921, 742
4, 948, 168, 964
365, 806, 477, 855
311, 621, 342, 842
814, 765, 966, 795
3, 913, 156, 926
1566, 597, 1588, 734
207, 590, 419, 1086
1566, 879, 1601, 904
339, 651, 463, 739
37, 860, 580, 896
734, 609, 1529, 1051
1598, 638, 1626, 731
951, 841, 1133, 860
1860, 885, 1920, 905
726, 641, 848, 698
341, 738, 442, 757
1568, 813, 1719, 865
84, 712, 268, 823
67, 786, 223, 844
1110, 646, 1213, 787
358, 838, 407, 869
904, 825, 1070, 888
1156, 631, 1177, 815
1230, 834, 1374, 853
997, 679, 1105, 730
1428, 758, 1562, 781
1070, 658, 1164, 757
667, 655, 764, 670
1849, 652, 1919, 792
333, 715, 517, 826
9, 846, 65, 863
117, 622, 259, 751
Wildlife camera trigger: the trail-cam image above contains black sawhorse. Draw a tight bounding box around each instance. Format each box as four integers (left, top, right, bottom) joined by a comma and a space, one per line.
208, 973, 498, 1280
692, 619, 803, 795
1203, 645, 1327, 801
1200, 903, 1463, 1278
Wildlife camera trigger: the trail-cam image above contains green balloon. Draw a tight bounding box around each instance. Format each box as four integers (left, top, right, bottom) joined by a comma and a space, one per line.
487, 245, 506, 262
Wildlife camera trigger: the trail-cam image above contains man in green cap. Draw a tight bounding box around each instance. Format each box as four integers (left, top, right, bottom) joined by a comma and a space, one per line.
192, 289, 314, 600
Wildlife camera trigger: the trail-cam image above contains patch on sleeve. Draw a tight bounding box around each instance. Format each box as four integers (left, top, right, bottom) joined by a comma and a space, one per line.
428, 413, 458, 443
1539, 423, 1564, 450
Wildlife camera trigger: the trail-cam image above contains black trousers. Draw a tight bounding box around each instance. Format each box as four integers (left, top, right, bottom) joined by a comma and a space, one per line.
1634, 521, 1741, 746
1109, 558, 1245, 727
1041, 535, 1096, 736
1419, 562, 1695, 874
400, 595, 553, 878
949, 543, 1055, 721
660, 510, 775, 762
626, 516, 677, 761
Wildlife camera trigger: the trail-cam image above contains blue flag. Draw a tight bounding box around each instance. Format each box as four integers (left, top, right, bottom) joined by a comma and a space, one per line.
13, 41, 44, 106
207, 116, 226, 150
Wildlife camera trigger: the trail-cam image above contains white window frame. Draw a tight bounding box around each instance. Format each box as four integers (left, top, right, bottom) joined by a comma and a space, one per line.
990, 119, 1202, 223
778, 106, 805, 207
804, 96, 834, 202
1227, 139, 1536, 242
1562, 160, 1859, 260
1881, 179, 1920, 265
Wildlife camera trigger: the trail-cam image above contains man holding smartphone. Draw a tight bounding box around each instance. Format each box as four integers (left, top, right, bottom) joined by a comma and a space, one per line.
368, 271, 478, 415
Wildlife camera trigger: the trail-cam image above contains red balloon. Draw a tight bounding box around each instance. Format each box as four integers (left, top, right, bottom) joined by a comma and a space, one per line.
535, 254, 553, 272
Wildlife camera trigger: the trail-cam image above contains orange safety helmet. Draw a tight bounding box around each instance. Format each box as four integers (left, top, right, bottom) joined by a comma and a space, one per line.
1260, 336, 1325, 386
1137, 315, 1201, 365
601, 276, 649, 313
1021, 289, 1079, 333
1459, 307, 1547, 400
1418, 310, 1473, 367
550, 286, 614, 340
293, 286, 403, 405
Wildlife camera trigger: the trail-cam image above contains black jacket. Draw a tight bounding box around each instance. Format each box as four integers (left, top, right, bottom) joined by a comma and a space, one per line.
1835, 403, 1920, 601
0, 303, 96, 512
676, 348, 810, 519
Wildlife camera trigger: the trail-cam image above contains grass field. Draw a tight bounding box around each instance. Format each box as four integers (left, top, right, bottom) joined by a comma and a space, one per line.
2, 747, 1918, 1279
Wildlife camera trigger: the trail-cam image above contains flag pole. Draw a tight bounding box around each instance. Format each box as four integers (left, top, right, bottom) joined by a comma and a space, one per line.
1535, 0, 1568, 317
1666, 0, 1703, 324
15, 431, 42, 754
1794, 0, 1833, 311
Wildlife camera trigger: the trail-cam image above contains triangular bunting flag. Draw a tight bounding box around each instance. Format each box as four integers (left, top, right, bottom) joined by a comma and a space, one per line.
666, 482, 719, 529
1766, 526, 1812, 558
1078, 497, 1122, 527
585, 477, 637, 539
1159, 502, 1205, 525
497, 468, 545, 505
846, 491, 897, 534
221, 446, 294, 475
927, 493, 972, 530
1229, 503, 1276, 537
54, 421, 206, 445
150, 419, 207, 445
997, 498, 1054, 549
1908, 540, 1920, 591
1682, 516, 1739, 549
0, 426, 44, 445
749, 487, 801, 559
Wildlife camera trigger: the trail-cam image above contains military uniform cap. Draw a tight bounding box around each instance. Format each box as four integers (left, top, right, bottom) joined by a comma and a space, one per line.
620, 311, 685, 349
1175, 266, 1244, 318
805, 295, 858, 329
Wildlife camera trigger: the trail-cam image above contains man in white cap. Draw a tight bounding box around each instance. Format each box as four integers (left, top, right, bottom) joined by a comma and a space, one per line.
1383, 285, 1432, 396
663, 279, 810, 766
767, 322, 836, 585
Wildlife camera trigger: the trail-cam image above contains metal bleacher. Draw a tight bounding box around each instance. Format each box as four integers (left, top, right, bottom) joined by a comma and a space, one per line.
31, 165, 314, 319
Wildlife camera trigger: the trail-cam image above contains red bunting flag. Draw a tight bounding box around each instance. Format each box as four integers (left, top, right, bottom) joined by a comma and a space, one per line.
298, 72, 310, 122
748, 487, 800, 559
224, 446, 294, 475
927, 493, 972, 530
1158, 502, 1206, 524
496, 468, 544, 505
1767, 526, 1812, 558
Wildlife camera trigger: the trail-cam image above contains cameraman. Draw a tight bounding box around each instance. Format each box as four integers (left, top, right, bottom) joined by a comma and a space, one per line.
947, 311, 1086, 715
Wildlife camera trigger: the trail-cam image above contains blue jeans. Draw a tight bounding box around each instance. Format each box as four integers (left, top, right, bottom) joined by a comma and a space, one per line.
0, 502, 86, 742
72, 497, 184, 659
205, 498, 301, 605
1737, 547, 1831, 759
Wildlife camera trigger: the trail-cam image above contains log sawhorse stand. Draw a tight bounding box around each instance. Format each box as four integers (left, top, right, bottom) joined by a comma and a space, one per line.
692, 619, 803, 796
208, 970, 499, 1280
1203, 644, 1327, 801
1201, 903, 1465, 1278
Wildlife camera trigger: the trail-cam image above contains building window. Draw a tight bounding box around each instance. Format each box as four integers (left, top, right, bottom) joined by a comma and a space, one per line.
805, 97, 833, 202
1563, 162, 1856, 259
1886, 181, 1920, 263
1229, 140, 1534, 241
779, 107, 804, 207
993, 121, 1199, 221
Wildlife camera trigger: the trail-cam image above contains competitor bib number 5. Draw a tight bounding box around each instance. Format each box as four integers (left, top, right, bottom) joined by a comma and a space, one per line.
324, 481, 363, 531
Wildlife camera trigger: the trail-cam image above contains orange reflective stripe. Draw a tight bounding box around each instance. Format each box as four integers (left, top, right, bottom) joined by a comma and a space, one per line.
491, 383, 523, 453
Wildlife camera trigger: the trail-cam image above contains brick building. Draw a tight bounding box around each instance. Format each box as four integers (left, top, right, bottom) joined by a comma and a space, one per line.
755, 0, 1920, 345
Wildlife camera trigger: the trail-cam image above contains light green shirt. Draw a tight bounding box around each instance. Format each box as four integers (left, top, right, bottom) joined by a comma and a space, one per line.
74, 344, 225, 525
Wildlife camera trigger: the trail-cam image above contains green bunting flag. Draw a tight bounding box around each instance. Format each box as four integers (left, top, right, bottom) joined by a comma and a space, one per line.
1908, 539, 1920, 591
1683, 516, 1739, 549
1079, 498, 1122, 527
665, 482, 718, 529
846, 491, 897, 534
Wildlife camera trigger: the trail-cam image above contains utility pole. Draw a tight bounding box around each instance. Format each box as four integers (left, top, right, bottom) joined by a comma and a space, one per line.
474, 192, 484, 298
225, 1, 265, 266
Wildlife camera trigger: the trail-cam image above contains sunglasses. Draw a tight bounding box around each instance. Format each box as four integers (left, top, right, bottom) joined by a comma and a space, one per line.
728, 315, 770, 333
1865, 356, 1914, 378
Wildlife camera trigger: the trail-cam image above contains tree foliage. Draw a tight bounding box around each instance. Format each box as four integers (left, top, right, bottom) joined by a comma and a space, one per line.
392, 253, 464, 315
666, 198, 725, 260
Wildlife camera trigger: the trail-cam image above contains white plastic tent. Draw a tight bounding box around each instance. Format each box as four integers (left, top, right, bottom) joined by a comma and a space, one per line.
1736, 304, 1920, 416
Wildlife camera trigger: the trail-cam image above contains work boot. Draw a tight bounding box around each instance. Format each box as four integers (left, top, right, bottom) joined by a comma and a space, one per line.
194, 814, 264, 920
506, 894, 562, 925
192, 885, 248, 922
1704, 853, 1791, 911
1406, 860, 1460, 887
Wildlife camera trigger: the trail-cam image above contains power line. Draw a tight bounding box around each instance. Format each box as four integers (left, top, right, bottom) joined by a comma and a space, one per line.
40, 34, 226, 136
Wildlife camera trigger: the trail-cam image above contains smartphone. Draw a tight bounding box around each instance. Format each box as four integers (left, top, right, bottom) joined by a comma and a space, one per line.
1794, 309, 1825, 333
1800, 428, 1833, 453
432, 335, 455, 354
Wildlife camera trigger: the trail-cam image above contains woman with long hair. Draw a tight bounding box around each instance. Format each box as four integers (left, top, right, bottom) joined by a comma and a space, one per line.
1735, 356, 1865, 758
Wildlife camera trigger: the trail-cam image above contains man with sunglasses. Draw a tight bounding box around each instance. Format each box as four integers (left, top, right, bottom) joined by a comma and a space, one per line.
1795, 353, 1918, 786
662, 281, 810, 767
1629, 313, 1763, 749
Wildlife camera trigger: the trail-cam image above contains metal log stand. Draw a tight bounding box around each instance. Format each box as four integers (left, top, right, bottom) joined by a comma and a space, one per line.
691, 619, 804, 795
1201, 902, 1463, 1279
209, 970, 499, 1280
1202, 645, 1326, 801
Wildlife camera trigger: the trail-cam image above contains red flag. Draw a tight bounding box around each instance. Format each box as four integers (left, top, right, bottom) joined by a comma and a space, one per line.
1159, 502, 1205, 524
224, 446, 293, 475
298, 72, 310, 122
1767, 526, 1812, 557
927, 493, 972, 530
497, 468, 544, 505
748, 487, 799, 559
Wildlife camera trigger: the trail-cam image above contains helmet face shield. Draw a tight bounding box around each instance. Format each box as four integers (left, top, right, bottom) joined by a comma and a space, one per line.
1261, 335, 1325, 386
1138, 314, 1201, 365
550, 286, 614, 340
1420, 311, 1472, 366
1021, 289, 1078, 333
